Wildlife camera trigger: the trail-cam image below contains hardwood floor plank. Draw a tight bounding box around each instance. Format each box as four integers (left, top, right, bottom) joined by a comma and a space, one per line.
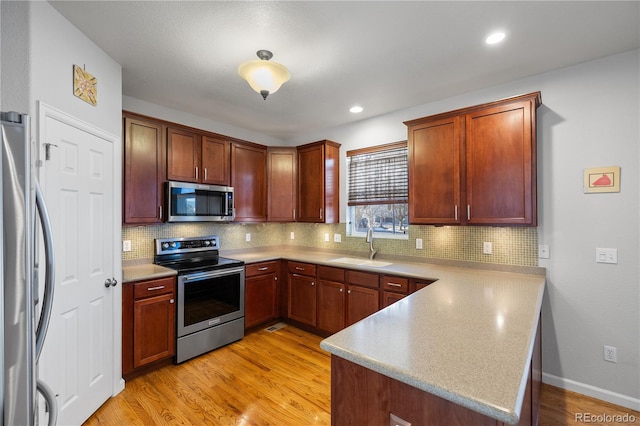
84, 325, 637, 426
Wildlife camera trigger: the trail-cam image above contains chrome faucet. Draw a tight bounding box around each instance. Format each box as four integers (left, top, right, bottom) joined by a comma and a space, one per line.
366, 227, 378, 259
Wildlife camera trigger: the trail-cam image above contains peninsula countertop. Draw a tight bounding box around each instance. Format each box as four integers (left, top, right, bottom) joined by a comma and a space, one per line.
226, 247, 545, 424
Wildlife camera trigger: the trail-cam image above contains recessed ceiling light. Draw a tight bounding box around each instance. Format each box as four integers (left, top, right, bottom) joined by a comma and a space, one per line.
485, 32, 506, 45
349, 106, 363, 113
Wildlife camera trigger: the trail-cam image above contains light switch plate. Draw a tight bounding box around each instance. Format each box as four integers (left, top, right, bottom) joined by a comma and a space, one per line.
122, 240, 132, 252
245, 233, 251, 242
324, 233, 330, 242
416, 238, 423, 250
483, 241, 492, 255
290, 232, 295, 240
596, 248, 617, 264
334, 233, 341, 243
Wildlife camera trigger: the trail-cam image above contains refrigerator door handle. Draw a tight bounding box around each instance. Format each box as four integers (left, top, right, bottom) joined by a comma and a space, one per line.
35, 180, 55, 361
37, 379, 58, 426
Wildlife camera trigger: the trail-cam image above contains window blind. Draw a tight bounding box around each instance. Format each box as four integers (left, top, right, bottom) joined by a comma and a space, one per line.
347, 142, 408, 206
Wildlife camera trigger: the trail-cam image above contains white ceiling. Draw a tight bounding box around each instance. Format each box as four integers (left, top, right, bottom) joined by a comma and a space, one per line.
50, 1, 639, 142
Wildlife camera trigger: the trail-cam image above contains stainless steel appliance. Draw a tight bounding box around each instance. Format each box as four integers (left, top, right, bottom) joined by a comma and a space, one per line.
166, 181, 234, 222
2, 111, 58, 425
154, 235, 245, 363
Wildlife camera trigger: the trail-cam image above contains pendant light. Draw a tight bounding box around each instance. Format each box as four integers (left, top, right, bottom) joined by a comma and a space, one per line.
238, 50, 290, 100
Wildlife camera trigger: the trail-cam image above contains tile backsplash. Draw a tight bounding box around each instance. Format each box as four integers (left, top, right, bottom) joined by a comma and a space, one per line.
123, 222, 537, 266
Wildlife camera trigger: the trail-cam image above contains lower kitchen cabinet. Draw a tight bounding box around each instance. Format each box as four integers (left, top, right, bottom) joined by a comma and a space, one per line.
245, 261, 280, 329
381, 275, 409, 308
317, 266, 347, 334
122, 276, 176, 378
287, 262, 317, 327
346, 270, 380, 326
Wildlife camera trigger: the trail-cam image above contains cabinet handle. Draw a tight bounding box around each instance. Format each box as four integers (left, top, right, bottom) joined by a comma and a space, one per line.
258, 267, 269, 271
339, 288, 343, 292
295, 266, 304, 271
147, 285, 166, 291
454, 205, 458, 221
293, 209, 296, 219
311, 282, 315, 286
274, 277, 278, 281
170, 299, 175, 304
195, 166, 199, 180
159, 205, 163, 220
467, 204, 471, 221
204, 168, 208, 181
320, 208, 323, 220
348, 290, 351, 294
387, 282, 402, 287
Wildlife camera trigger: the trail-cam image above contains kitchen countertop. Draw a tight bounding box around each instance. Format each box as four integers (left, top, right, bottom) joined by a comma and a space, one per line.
122, 263, 177, 283
225, 247, 545, 424
122, 247, 544, 423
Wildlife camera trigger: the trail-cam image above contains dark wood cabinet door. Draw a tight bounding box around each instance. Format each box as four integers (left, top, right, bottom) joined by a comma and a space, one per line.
123, 116, 165, 224
317, 280, 346, 333
202, 136, 230, 185
288, 274, 317, 326
381, 291, 406, 308
167, 127, 200, 183
408, 116, 462, 224
245, 272, 279, 329
346, 285, 379, 326
297, 143, 324, 222
296, 140, 340, 223
267, 147, 296, 222
133, 292, 175, 368
231, 142, 267, 222
465, 98, 536, 225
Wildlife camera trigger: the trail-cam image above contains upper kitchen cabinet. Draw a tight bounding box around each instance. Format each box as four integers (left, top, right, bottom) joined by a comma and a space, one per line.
167, 127, 201, 183
231, 142, 267, 222
123, 114, 166, 224
406, 92, 541, 226
167, 128, 231, 185
297, 140, 341, 223
267, 147, 297, 222
202, 136, 231, 186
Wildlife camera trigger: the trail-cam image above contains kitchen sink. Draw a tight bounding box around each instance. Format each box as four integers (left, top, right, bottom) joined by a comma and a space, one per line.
329, 257, 392, 268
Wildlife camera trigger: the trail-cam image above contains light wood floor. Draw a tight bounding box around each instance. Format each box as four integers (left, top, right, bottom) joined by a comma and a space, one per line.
85, 324, 638, 425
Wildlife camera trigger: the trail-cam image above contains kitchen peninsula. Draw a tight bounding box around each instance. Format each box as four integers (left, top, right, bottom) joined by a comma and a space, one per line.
227, 248, 545, 426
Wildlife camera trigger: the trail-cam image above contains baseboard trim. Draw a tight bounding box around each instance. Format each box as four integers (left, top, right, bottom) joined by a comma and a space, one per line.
543, 373, 640, 411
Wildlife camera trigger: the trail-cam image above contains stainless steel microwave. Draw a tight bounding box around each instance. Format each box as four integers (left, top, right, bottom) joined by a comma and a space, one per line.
166, 181, 234, 222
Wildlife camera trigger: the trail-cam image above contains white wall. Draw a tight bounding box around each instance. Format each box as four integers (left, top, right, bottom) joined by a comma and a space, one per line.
289, 49, 640, 409
123, 95, 285, 146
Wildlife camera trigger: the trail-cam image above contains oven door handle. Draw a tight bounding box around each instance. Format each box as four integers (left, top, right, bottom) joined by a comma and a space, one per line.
182, 266, 245, 281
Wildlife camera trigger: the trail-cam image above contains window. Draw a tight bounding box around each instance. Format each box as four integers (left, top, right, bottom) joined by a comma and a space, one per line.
347, 141, 408, 238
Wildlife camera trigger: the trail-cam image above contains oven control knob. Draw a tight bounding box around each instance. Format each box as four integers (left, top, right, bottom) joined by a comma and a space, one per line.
161, 242, 169, 250
204, 240, 211, 246
170, 242, 178, 248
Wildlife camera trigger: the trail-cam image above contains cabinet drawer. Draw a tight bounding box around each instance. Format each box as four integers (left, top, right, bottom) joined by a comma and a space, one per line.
382, 275, 409, 294
346, 270, 379, 289
318, 265, 345, 282
287, 261, 316, 277
133, 277, 175, 299
246, 261, 278, 277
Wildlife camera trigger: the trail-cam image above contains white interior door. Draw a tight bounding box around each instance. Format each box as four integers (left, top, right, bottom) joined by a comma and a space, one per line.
37, 108, 117, 425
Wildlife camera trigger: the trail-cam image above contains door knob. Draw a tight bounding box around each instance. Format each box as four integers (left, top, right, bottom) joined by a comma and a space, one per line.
104, 278, 113, 288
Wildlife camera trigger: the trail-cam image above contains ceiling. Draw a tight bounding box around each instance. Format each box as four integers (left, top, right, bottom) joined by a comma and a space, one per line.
50, 1, 639, 142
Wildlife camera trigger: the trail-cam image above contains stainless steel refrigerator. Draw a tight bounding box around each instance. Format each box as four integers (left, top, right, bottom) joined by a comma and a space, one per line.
2, 111, 57, 425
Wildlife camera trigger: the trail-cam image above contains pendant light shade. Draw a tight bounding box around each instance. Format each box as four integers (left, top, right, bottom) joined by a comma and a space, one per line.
238, 50, 290, 100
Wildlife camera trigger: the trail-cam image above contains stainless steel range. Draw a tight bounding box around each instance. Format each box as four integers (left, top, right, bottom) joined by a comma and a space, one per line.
154, 235, 245, 363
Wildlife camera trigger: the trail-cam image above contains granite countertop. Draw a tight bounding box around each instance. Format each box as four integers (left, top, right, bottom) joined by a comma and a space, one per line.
225, 247, 545, 424
122, 246, 544, 424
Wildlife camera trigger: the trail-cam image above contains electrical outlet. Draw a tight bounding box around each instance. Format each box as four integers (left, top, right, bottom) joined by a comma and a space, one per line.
538, 244, 550, 259
334, 233, 341, 243
604, 345, 617, 363
324, 233, 330, 242
416, 238, 423, 250
122, 240, 132, 252
245, 233, 251, 242
483, 241, 492, 255
290, 231, 295, 240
